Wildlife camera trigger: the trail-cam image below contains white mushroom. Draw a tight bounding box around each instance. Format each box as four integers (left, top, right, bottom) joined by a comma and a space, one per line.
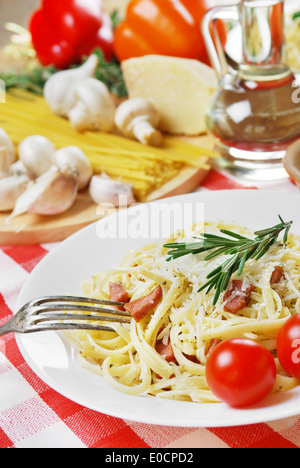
51, 146, 93, 191
10, 165, 78, 219
89, 173, 136, 207
0, 129, 16, 165
0, 174, 30, 212
44, 54, 99, 117
114, 98, 163, 147
18, 135, 56, 179
68, 78, 116, 133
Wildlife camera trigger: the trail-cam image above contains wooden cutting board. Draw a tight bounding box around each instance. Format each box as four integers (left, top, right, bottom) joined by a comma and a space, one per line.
0, 133, 215, 245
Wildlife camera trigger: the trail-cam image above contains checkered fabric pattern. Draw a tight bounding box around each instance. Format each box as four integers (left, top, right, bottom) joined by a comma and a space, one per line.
0, 168, 300, 448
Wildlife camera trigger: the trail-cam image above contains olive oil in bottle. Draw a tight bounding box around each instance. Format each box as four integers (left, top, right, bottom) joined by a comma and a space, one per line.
203, 0, 300, 180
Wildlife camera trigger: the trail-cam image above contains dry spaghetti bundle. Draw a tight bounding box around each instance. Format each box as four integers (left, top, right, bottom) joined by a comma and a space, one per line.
1, 90, 215, 201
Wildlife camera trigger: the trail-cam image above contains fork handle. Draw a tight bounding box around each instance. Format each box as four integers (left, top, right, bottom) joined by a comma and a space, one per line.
0, 318, 17, 337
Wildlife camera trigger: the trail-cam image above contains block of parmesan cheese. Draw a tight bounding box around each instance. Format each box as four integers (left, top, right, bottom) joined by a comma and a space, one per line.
121, 55, 218, 136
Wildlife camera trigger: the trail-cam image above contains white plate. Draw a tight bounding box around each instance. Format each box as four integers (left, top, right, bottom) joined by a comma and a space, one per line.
15, 190, 300, 427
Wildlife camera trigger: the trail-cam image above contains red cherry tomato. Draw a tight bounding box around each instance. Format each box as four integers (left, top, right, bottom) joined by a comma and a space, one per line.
277, 314, 300, 379
206, 338, 277, 407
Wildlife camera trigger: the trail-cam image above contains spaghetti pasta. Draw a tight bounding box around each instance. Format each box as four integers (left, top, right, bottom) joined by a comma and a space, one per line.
66, 221, 300, 403
0, 90, 215, 201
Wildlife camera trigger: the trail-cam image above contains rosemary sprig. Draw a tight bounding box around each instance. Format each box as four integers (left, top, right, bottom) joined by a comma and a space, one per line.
164, 216, 293, 305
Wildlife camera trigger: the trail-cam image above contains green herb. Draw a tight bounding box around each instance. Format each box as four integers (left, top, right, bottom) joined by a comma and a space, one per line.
110, 9, 123, 29
0, 49, 127, 98
92, 49, 127, 98
292, 11, 300, 20
164, 216, 293, 305
0, 65, 57, 95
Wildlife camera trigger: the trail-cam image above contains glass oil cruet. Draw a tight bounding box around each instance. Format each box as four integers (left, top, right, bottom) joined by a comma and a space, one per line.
202, 0, 300, 180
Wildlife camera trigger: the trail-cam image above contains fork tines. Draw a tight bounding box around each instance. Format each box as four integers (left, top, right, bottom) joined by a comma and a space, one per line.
29, 296, 132, 330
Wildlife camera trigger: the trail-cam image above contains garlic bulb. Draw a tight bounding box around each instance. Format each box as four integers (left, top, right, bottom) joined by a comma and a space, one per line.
0, 128, 16, 165
89, 173, 136, 207
68, 78, 116, 133
18, 135, 56, 179
0, 147, 13, 178
10, 165, 78, 219
44, 54, 99, 117
52, 146, 92, 191
0, 174, 30, 212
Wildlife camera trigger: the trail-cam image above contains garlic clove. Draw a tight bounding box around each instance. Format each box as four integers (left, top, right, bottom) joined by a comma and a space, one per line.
18, 135, 56, 179
51, 146, 93, 191
0, 174, 30, 212
114, 98, 163, 147
9, 160, 30, 178
68, 78, 116, 133
89, 173, 136, 207
44, 54, 99, 117
10, 165, 78, 219
0, 128, 16, 164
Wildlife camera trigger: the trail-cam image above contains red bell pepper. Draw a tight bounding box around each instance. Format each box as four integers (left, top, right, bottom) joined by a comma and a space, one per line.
29, 0, 114, 69
113, 0, 227, 67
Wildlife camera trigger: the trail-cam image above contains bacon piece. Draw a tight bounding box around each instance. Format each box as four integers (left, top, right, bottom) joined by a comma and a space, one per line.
183, 353, 201, 364
125, 285, 163, 322
155, 339, 177, 363
271, 266, 285, 285
109, 282, 129, 311
223, 279, 255, 314
206, 339, 221, 357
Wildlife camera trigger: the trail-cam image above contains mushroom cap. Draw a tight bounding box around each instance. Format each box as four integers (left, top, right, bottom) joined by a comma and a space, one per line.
114, 98, 160, 134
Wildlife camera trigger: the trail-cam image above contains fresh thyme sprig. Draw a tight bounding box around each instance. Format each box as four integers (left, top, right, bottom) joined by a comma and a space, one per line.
164, 216, 293, 306
0, 49, 127, 98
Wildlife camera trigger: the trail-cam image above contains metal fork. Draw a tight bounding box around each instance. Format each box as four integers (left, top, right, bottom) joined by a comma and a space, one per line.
0, 296, 132, 337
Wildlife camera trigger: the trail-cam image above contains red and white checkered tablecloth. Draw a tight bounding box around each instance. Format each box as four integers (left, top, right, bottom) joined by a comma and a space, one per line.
0, 168, 300, 449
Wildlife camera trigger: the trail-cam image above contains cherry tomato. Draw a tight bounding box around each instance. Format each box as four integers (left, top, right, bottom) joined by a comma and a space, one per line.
277, 314, 300, 379
206, 338, 277, 407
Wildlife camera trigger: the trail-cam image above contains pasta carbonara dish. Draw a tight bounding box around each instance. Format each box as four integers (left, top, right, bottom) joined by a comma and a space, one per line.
67, 221, 300, 403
